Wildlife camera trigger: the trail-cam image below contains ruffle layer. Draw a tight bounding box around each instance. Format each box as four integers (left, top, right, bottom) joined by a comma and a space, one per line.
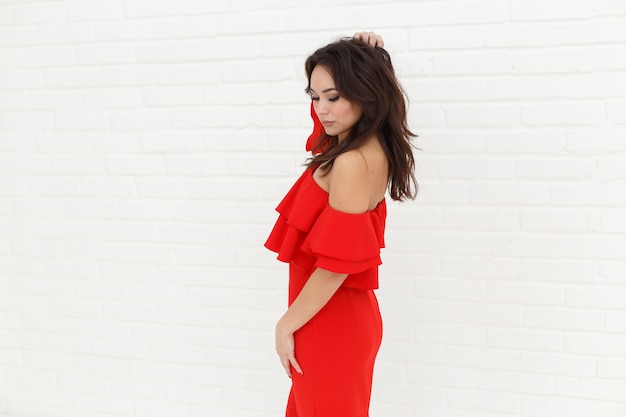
265, 169, 386, 289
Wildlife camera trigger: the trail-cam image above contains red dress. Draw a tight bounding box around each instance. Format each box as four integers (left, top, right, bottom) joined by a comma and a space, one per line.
265, 109, 387, 416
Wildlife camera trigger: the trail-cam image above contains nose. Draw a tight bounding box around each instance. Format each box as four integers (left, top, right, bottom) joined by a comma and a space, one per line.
314, 100, 328, 116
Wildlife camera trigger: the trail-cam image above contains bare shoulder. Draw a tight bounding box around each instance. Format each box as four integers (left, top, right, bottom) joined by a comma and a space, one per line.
331, 149, 369, 178
327, 140, 389, 213
327, 150, 370, 214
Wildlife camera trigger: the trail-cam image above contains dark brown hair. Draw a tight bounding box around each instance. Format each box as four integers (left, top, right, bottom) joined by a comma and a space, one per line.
305, 38, 417, 201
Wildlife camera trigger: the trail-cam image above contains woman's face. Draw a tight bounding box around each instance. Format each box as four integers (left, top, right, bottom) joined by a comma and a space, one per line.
309, 65, 362, 142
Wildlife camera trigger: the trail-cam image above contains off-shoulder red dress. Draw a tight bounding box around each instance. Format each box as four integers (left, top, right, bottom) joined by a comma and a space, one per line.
265, 106, 386, 417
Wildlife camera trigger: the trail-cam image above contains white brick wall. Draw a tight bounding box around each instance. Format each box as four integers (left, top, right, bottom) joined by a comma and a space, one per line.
0, 1, 625, 416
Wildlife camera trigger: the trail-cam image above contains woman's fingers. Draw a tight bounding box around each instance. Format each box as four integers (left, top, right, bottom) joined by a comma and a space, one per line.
290, 356, 303, 376
281, 357, 292, 378
279, 353, 302, 378
276, 330, 303, 378
353, 31, 384, 48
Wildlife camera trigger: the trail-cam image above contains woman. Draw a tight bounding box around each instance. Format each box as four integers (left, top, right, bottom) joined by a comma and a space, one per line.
265, 32, 417, 417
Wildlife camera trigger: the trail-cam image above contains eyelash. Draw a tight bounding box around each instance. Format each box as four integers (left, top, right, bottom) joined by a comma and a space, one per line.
310, 96, 340, 102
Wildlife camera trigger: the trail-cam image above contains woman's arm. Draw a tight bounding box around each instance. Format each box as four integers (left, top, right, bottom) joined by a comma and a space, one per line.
275, 267, 347, 377
275, 151, 373, 377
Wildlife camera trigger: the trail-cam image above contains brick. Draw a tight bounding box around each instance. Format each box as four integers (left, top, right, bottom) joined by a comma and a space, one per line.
55, 110, 108, 130
608, 100, 626, 124
154, 16, 218, 38
438, 157, 516, 179
485, 22, 568, 48
218, 10, 286, 34
557, 375, 626, 401
39, 22, 95, 44
434, 52, 511, 75
76, 44, 135, 65
604, 403, 626, 417
518, 259, 599, 284
220, 59, 295, 82
601, 261, 626, 284
443, 207, 519, 230
50, 155, 107, 174
135, 41, 198, 63
445, 105, 519, 127
471, 183, 550, 206
487, 282, 564, 306
598, 357, 626, 378
80, 392, 134, 414
450, 302, 523, 326
0, 133, 39, 153
156, 63, 218, 85
514, 47, 595, 74
28, 90, 83, 109
522, 101, 606, 125
446, 347, 521, 371
407, 364, 481, 388
106, 155, 167, 176
100, 65, 158, 86
57, 373, 110, 394
34, 133, 93, 153
516, 157, 596, 180
0, 91, 28, 110
526, 307, 603, 333
12, 238, 64, 258
67, 0, 124, 21
0, 26, 37, 46
511, 0, 595, 21
0, 69, 42, 89
481, 370, 556, 395
19, 45, 76, 67
46, 219, 100, 239
412, 277, 485, 302
488, 328, 564, 352
448, 389, 521, 413
566, 285, 626, 309
521, 209, 591, 232
485, 131, 567, 154
568, 74, 626, 99
142, 85, 204, 106
0, 4, 9, 24
522, 395, 603, 417
410, 26, 485, 50
596, 45, 626, 70
124, 0, 184, 18
44, 67, 100, 88
415, 322, 487, 346
566, 333, 626, 356
11, 2, 66, 24
80, 177, 135, 197
83, 88, 143, 108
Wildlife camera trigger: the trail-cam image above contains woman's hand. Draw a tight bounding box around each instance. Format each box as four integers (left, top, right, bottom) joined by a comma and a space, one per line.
275, 319, 303, 378
353, 31, 384, 48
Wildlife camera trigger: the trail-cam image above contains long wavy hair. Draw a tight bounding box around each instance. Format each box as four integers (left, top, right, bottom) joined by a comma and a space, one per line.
305, 38, 417, 201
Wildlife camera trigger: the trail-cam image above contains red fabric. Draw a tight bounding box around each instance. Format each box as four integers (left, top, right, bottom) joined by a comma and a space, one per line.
266, 107, 387, 415
305, 101, 325, 154
265, 168, 386, 290
286, 264, 382, 417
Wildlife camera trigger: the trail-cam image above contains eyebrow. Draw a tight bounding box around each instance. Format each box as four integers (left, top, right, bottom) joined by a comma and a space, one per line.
309, 87, 338, 93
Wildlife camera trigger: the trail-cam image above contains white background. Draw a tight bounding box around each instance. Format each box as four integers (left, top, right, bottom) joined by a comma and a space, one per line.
1, 0, 626, 416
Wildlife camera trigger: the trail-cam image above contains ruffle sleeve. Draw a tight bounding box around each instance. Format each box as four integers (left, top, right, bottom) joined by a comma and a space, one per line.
265, 168, 387, 289
303, 203, 386, 274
